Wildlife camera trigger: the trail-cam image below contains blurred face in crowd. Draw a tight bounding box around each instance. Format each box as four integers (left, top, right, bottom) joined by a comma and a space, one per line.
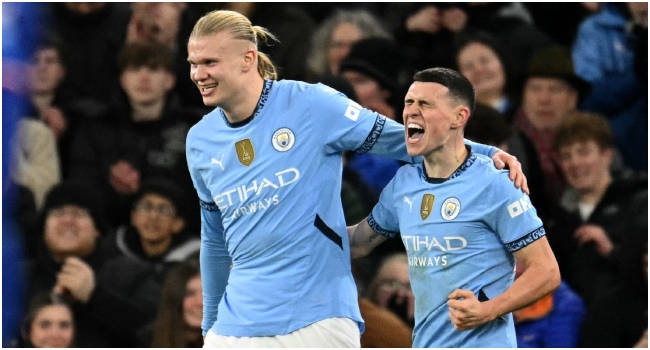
120, 65, 175, 106
28, 48, 66, 95
131, 193, 183, 254
188, 31, 255, 109
371, 255, 412, 308
328, 22, 361, 75
558, 140, 612, 194
522, 77, 578, 130
44, 205, 99, 261
28, 305, 74, 348
183, 275, 203, 329
131, 3, 186, 48
343, 71, 391, 114
457, 42, 505, 102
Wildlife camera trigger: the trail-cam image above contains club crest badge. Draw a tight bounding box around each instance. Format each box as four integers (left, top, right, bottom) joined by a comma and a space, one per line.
441, 197, 461, 221
420, 194, 435, 220
235, 139, 255, 166
272, 128, 295, 152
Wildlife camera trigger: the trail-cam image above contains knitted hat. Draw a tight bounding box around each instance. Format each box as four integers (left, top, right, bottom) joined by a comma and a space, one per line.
340, 38, 401, 95
526, 46, 591, 99
42, 181, 108, 235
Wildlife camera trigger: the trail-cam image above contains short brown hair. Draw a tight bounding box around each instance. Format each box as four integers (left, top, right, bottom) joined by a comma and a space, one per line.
553, 111, 614, 152
117, 41, 175, 73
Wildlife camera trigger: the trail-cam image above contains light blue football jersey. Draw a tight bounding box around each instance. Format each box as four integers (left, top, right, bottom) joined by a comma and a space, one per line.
186, 80, 499, 338
369, 148, 545, 348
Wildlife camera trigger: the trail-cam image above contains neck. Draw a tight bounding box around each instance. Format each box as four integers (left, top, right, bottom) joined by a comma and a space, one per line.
131, 99, 165, 122
222, 76, 265, 124
423, 134, 467, 179
30, 93, 56, 112
140, 236, 173, 258
578, 173, 612, 205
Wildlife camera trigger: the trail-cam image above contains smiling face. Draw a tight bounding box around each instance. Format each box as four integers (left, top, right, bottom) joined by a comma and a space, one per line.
44, 205, 99, 260
457, 42, 505, 101
558, 140, 612, 193
182, 275, 203, 329
403, 81, 466, 157
187, 31, 254, 108
29, 305, 74, 348
131, 193, 183, 254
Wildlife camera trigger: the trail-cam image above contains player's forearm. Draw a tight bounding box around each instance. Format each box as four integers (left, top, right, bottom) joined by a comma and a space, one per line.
348, 220, 387, 259
485, 262, 560, 321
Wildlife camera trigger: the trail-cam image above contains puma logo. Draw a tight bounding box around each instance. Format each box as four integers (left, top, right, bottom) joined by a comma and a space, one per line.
211, 155, 225, 171
404, 196, 414, 212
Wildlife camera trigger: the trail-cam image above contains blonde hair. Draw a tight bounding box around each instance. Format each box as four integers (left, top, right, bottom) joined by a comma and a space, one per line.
190, 10, 278, 80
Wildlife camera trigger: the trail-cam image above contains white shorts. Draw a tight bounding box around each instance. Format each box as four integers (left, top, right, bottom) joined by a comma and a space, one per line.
203, 317, 360, 348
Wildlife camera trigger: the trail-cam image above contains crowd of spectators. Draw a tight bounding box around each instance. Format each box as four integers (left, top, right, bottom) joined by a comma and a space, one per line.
4, 2, 647, 348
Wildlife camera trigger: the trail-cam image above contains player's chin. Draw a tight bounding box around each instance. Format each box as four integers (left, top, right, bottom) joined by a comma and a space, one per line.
406, 145, 423, 158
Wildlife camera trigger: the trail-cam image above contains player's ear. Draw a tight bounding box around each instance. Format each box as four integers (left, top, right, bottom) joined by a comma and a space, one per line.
451, 106, 470, 129
242, 47, 256, 72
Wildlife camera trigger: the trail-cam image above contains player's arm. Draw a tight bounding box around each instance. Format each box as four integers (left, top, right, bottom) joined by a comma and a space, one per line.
447, 236, 560, 331
348, 218, 388, 259
199, 204, 231, 337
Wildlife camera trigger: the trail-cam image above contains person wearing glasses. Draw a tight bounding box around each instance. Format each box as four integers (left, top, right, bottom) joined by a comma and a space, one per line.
27, 181, 157, 347
107, 178, 200, 272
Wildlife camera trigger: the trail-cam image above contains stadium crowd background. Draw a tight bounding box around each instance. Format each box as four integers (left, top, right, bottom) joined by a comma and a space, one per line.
2, 2, 647, 348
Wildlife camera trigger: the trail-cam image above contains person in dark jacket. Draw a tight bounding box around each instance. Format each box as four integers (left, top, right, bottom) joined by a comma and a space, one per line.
27, 181, 159, 347
67, 41, 202, 232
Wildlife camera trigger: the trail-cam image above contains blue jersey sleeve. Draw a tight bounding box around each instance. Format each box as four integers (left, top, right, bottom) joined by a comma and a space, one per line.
199, 204, 231, 336
487, 172, 545, 252
308, 83, 415, 163
186, 129, 232, 336
368, 176, 400, 238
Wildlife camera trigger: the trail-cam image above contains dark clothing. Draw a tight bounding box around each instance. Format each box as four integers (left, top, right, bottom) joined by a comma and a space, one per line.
26, 239, 158, 347
545, 176, 647, 306
68, 98, 202, 232
579, 284, 647, 348
47, 3, 131, 109
105, 224, 200, 280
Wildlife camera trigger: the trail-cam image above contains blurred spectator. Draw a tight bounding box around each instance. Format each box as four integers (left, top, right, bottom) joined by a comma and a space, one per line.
572, 2, 648, 171
455, 31, 519, 120
579, 225, 647, 347
513, 261, 586, 348
68, 41, 202, 232
524, 3, 598, 46
306, 8, 392, 81
126, 3, 209, 112
150, 258, 203, 347
340, 38, 406, 195
513, 46, 591, 204
350, 259, 412, 348
106, 178, 200, 277
366, 252, 414, 328
47, 3, 131, 109
16, 293, 75, 348
464, 104, 512, 151
25, 34, 76, 177
547, 112, 647, 306
396, 4, 468, 74
27, 181, 158, 347
9, 116, 60, 212
462, 3, 557, 80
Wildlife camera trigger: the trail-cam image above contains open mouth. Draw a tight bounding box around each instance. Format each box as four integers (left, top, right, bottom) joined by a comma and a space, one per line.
407, 123, 424, 142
